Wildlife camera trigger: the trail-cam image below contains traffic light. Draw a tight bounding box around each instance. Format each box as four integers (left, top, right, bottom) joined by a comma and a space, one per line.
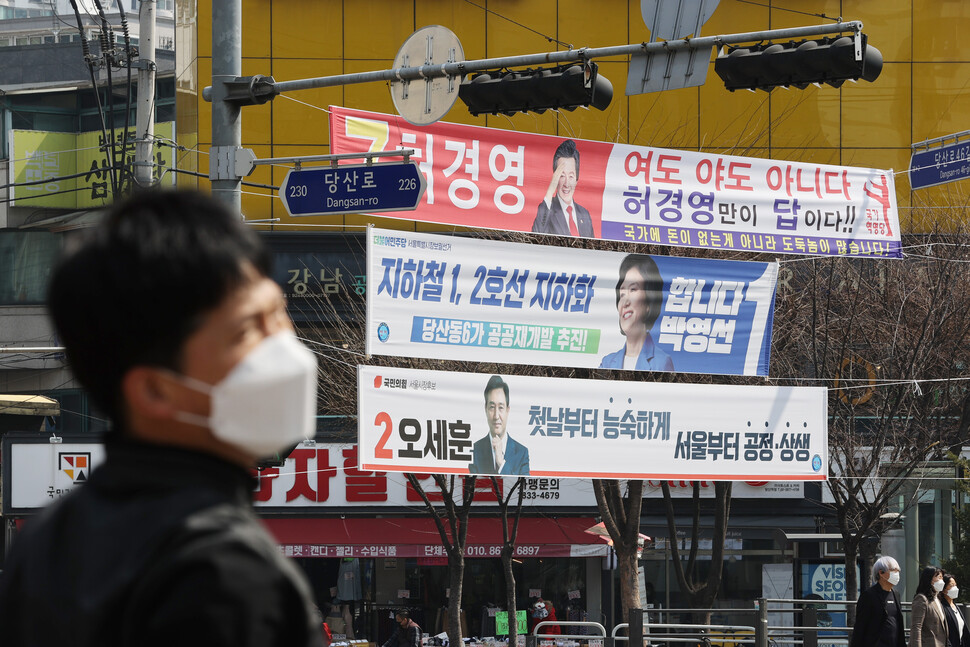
458, 62, 613, 116
714, 33, 883, 92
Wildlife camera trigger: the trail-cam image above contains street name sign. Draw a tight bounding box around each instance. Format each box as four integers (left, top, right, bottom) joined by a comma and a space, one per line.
279, 161, 427, 216
909, 138, 970, 190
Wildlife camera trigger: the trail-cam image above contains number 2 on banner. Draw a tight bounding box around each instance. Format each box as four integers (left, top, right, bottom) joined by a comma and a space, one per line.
374, 411, 393, 459
344, 116, 390, 153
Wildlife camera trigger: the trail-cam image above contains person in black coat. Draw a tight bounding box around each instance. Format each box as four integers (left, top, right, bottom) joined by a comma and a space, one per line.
382, 610, 421, 647
850, 555, 906, 647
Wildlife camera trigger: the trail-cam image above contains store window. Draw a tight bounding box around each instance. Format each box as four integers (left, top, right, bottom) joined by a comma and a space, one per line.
0, 231, 62, 305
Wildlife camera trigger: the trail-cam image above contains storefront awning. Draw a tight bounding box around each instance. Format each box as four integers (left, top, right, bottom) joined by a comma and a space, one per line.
263, 516, 609, 559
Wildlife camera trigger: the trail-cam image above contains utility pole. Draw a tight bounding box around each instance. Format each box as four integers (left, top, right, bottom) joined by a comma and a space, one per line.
209, 0, 242, 211
133, 0, 156, 188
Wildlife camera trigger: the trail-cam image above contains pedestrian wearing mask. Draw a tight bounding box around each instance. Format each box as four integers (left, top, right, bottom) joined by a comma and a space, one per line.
910, 566, 947, 647
940, 574, 970, 647
850, 555, 906, 647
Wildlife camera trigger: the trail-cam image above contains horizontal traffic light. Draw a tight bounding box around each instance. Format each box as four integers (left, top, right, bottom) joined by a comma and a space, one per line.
459, 62, 613, 116
714, 33, 883, 92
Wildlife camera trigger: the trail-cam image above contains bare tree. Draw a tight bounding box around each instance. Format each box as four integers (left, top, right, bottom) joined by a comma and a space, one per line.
593, 480, 645, 617
491, 477, 526, 645
406, 474, 477, 644
660, 482, 732, 626
770, 229, 970, 618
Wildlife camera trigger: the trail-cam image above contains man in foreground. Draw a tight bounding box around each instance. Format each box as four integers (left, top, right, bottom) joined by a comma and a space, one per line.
0, 189, 324, 646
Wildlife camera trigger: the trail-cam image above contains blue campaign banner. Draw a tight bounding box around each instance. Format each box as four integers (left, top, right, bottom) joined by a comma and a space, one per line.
366, 228, 778, 376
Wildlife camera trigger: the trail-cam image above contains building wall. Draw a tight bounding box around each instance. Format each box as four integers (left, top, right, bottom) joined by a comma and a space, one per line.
183, 0, 970, 229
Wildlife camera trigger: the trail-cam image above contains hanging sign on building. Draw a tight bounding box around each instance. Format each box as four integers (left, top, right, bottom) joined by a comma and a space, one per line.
330, 106, 901, 258
9, 122, 176, 209
366, 227, 777, 376
357, 365, 828, 480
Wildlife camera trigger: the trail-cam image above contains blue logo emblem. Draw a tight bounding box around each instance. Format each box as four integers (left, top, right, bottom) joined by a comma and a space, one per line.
812, 454, 822, 472
377, 322, 390, 342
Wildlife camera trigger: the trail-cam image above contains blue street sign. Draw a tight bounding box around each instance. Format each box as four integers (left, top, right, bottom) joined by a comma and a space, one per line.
909, 138, 970, 190
279, 161, 427, 216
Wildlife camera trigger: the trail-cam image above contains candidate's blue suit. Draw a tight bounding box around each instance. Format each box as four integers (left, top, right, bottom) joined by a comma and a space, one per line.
598, 334, 674, 372
469, 435, 530, 476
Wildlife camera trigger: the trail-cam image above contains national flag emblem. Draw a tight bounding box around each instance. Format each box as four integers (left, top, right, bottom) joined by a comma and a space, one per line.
59, 453, 91, 484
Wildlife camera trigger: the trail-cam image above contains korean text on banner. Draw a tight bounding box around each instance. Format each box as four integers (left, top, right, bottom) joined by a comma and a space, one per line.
357, 366, 828, 481
330, 106, 901, 258
366, 228, 778, 376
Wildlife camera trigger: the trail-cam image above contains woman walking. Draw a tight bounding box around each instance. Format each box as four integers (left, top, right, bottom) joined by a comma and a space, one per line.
940, 574, 970, 647
910, 566, 947, 647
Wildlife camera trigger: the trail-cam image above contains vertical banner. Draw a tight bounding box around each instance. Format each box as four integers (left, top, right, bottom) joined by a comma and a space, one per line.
367, 228, 777, 376
358, 366, 828, 480
331, 106, 901, 258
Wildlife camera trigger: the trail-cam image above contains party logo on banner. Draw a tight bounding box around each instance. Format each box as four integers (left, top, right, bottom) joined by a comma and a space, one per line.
331, 106, 901, 258
366, 228, 777, 376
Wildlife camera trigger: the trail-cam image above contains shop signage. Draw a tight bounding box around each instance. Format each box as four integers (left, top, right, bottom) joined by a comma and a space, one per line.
357, 365, 828, 480
366, 227, 778, 376
4, 436, 807, 515
331, 106, 901, 258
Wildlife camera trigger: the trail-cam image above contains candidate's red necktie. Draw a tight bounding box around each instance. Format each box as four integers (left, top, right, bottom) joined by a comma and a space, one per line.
567, 205, 578, 236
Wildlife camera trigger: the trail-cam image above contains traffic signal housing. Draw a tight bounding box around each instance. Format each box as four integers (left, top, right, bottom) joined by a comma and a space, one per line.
459, 62, 613, 116
714, 33, 883, 92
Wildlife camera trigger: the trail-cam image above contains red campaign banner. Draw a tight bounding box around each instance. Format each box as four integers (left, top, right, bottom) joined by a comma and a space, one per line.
329, 105, 613, 237
329, 106, 901, 258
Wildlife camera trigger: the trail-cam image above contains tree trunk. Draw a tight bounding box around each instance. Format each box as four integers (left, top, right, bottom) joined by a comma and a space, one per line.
844, 543, 860, 625
503, 550, 518, 645
617, 547, 642, 618
448, 551, 465, 643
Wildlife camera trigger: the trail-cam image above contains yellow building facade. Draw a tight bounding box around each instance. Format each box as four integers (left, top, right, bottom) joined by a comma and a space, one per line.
175, 0, 970, 232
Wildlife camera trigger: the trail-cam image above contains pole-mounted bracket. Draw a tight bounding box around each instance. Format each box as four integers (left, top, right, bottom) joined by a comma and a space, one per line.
209, 146, 258, 181
203, 74, 279, 105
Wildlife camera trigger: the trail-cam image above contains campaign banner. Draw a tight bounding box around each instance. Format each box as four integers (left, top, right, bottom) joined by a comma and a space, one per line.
357, 365, 828, 480
367, 228, 777, 376
330, 106, 901, 258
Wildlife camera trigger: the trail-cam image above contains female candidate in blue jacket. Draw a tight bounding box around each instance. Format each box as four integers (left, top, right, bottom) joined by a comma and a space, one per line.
599, 254, 674, 372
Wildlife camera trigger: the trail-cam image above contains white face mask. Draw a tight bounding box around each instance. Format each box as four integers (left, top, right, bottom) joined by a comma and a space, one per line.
887, 571, 900, 586
934, 579, 946, 592
948, 587, 960, 599
173, 331, 318, 458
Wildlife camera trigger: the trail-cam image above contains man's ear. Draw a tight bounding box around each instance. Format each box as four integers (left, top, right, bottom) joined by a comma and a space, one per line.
121, 367, 179, 419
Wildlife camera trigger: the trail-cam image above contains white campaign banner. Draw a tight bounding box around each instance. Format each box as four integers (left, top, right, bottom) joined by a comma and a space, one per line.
357, 366, 828, 481
366, 227, 778, 376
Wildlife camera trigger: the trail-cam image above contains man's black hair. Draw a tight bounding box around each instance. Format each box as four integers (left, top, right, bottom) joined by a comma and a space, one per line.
552, 139, 580, 177
614, 254, 664, 331
47, 189, 271, 426
483, 375, 509, 407
396, 609, 411, 621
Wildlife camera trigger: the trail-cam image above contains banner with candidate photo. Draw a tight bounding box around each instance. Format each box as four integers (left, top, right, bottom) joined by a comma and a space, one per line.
357, 366, 828, 481
366, 227, 777, 376
330, 106, 901, 258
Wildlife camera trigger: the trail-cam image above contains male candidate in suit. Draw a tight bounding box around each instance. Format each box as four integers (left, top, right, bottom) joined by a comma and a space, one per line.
532, 139, 594, 238
469, 375, 530, 475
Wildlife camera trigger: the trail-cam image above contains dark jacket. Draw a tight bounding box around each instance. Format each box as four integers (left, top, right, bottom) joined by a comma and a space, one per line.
383, 619, 421, 647
469, 434, 530, 475
851, 583, 906, 647
532, 196, 594, 237
0, 438, 323, 647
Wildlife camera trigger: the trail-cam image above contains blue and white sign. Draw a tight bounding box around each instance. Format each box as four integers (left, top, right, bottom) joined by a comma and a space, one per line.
279, 162, 427, 216
365, 227, 778, 376
909, 138, 970, 190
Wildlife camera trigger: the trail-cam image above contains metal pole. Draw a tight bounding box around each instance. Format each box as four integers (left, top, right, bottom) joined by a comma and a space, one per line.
133, 0, 156, 188
209, 0, 242, 210
202, 21, 863, 99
